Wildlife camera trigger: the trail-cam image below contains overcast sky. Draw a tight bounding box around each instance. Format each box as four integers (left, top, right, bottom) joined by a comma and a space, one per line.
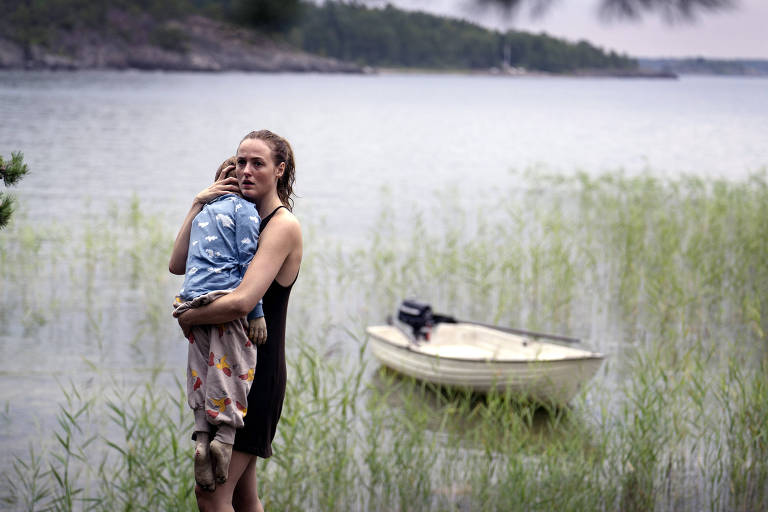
370, 0, 768, 59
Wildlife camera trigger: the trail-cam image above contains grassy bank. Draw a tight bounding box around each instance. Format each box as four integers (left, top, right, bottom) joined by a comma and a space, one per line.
1, 172, 766, 511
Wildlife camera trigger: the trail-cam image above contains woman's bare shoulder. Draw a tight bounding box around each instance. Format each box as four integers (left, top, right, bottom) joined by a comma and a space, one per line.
263, 209, 302, 244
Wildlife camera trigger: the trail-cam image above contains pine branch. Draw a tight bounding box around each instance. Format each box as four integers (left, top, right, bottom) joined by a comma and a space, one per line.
1, 152, 30, 187
0, 151, 28, 229
0, 192, 15, 230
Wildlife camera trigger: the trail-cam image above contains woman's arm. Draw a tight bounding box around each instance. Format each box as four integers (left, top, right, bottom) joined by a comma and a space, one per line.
177, 214, 301, 333
168, 175, 241, 275
168, 200, 203, 275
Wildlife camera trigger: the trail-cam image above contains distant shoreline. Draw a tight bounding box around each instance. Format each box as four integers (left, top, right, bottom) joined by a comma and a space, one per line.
374, 66, 678, 79
6, 67, 768, 80
637, 57, 768, 77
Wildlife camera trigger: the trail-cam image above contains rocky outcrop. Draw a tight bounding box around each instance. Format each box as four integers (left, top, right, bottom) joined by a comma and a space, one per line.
0, 13, 362, 73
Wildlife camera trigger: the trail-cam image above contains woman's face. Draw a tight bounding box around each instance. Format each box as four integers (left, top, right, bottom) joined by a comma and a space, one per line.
235, 138, 284, 202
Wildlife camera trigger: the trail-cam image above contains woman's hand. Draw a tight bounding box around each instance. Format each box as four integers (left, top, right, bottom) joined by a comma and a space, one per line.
194, 174, 240, 206
214, 157, 237, 181
177, 311, 193, 338
249, 317, 267, 345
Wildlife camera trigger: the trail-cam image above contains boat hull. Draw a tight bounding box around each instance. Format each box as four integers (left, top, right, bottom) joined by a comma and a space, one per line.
367, 323, 604, 404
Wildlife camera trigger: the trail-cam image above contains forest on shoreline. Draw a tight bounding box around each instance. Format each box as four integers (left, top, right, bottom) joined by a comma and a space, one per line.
290, 2, 636, 73
0, 0, 640, 73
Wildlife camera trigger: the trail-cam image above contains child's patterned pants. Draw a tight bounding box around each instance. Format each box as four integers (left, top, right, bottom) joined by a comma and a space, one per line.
173, 290, 257, 445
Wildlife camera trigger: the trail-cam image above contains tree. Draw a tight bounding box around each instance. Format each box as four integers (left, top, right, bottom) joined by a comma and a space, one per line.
232, 0, 304, 32
0, 152, 29, 229
472, 0, 735, 22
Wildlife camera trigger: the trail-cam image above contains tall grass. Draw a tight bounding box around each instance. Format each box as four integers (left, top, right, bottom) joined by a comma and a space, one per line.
1, 171, 767, 510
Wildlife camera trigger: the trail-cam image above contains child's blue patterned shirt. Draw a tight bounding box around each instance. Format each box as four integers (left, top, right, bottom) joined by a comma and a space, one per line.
179, 194, 263, 319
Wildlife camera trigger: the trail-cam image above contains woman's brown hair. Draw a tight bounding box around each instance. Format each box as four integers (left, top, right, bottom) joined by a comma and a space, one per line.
239, 130, 296, 211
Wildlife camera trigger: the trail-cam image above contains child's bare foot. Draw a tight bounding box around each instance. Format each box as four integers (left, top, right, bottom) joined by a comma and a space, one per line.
194, 433, 215, 492
209, 439, 233, 484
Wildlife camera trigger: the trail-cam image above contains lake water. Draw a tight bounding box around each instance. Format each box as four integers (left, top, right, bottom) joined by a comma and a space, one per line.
1, 71, 766, 239
1, 71, 767, 487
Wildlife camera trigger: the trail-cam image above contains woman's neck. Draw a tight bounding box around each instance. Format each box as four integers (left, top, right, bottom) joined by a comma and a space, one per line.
255, 192, 284, 219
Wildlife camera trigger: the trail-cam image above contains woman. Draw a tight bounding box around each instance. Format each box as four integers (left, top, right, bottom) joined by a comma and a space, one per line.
170, 129, 302, 511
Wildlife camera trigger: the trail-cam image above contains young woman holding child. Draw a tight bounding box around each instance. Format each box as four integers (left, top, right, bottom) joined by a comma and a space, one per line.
170, 129, 302, 512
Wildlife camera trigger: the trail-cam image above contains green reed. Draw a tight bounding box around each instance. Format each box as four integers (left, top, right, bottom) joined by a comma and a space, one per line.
2, 171, 767, 510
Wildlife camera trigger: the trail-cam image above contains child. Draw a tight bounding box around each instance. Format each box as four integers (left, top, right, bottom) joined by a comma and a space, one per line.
172, 157, 265, 491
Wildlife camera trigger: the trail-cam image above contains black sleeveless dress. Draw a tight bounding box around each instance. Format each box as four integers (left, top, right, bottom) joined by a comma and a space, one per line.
233, 206, 295, 458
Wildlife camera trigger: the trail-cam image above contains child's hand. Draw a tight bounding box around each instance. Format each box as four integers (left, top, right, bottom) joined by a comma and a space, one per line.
249, 317, 267, 345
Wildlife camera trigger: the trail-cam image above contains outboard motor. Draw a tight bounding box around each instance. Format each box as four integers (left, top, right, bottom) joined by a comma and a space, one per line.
397, 299, 457, 340
398, 299, 434, 339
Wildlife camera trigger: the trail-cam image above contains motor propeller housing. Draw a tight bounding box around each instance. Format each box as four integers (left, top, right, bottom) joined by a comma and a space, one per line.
397, 299, 455, 340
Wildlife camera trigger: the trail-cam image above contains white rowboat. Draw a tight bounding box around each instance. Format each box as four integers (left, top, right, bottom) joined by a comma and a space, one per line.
366, 322, 604, 405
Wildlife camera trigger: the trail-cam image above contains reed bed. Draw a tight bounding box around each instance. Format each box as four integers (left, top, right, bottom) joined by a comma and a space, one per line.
1, 172, 766, 511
